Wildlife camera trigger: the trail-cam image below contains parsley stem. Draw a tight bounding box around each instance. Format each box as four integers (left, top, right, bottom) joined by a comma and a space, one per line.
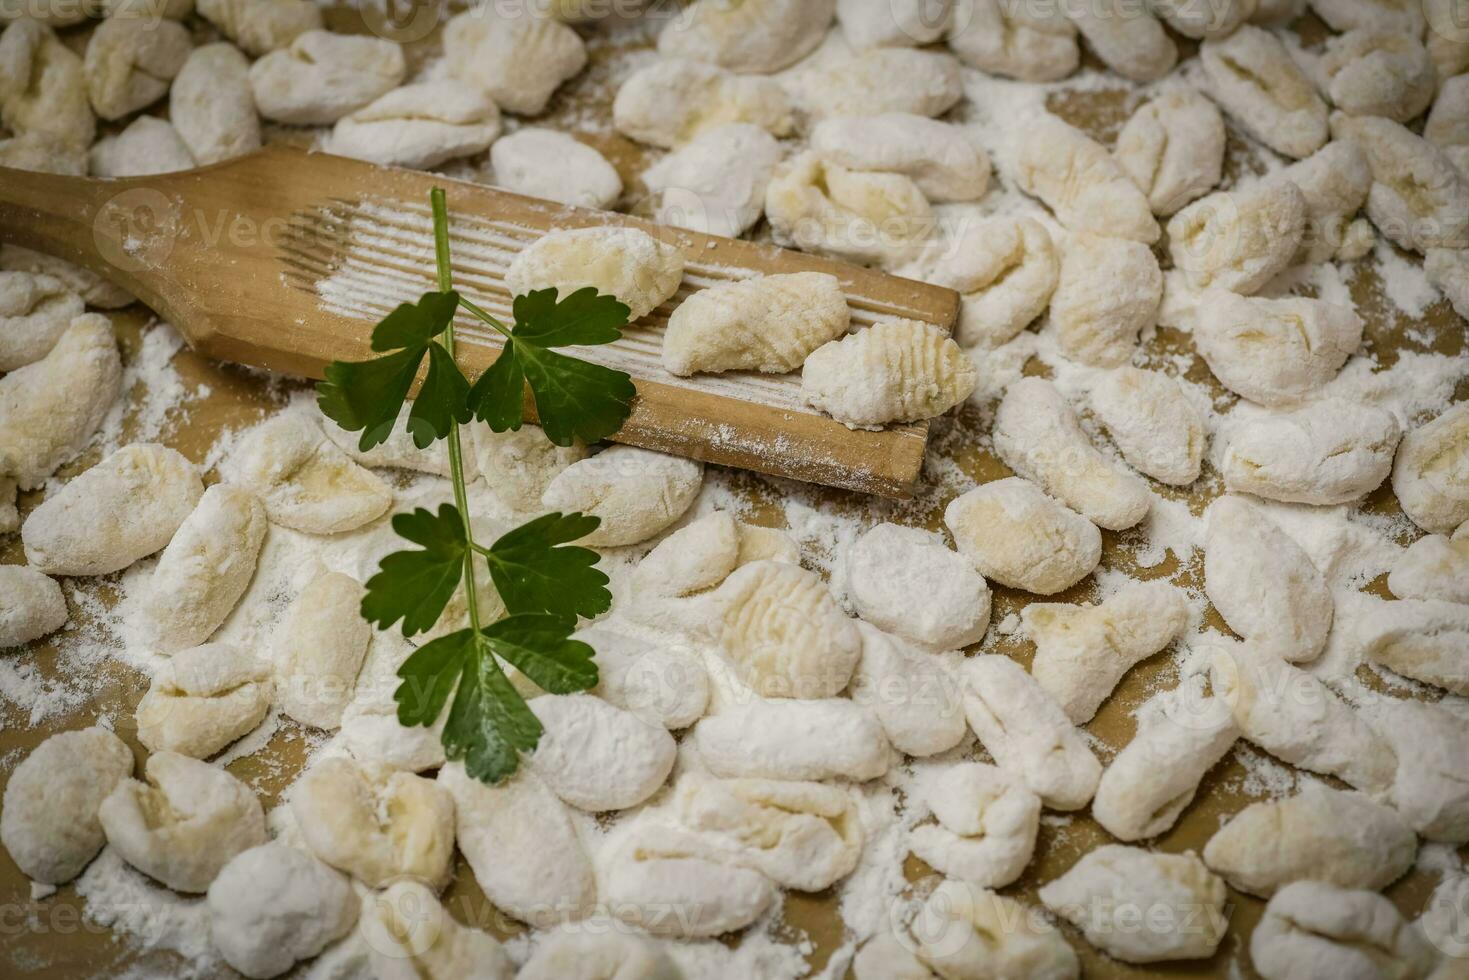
459, 296, 514, 339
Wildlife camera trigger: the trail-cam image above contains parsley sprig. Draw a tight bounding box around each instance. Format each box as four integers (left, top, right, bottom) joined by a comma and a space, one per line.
316, 189, 636, 783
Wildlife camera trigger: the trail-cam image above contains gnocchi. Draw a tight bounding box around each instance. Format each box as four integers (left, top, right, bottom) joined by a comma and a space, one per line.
801, 318, 978, 428
1193, 292, 1363, 406
612, 59, 794, 149
657, 0, 834, 73
1426, 75, 1469, 162
338, 634, 446, 773
1388, 523, 1469, 603
1360, 598, 1469, 695
83, 17, 191, 121
791, 48, 964, 120
1221, 399, 1402, 505
1091, 367, 1205, 485
0, 131, 84, 176
527, 693, 677, 810
89, 116, 195, 177
1250, 881, 1438, 980
469, 421, 584, 513
506, 226, 685, 323
0, 21, 95, 151
846, 522, 991, 651
662, 271, 849, 376
135, 643, 272, 759
909, 762, 1040, 888
1113, 86, 1225, 216
947, 0, 1079, 82
1308, 0, 1425, 33
0, 565, 66, 648
249, 31, 405, 125
1331, 112, 1469, 254
640, 123, 781, 238
442, 8, 586, 116
328, 82, 500, 170
692, 697, 890, 781
320, 402, 450, 476
1066, 0, 1177, 82
170, 43, 260, 166
1426, 247, 1469, 322
1167, 179, 1307, 294
765, 152, 935, 268
1317, 30, 1435, 124
1149, 0, 1253, 36
1392, 402, 1469, 534
811, 113, 990, 203
360, 880, 513, 980
837, 0, 952, 49
851, 622, 968, 756
0, 246, 132, 309
490, 128, 623, 210
1014, 115, 1159, 243
1366, 696, 1469, 842
943, 476, 1102, 594
576, 627, 709, 730
914, 215, 1058, 349
196, 0, 322, 57
539, 445, 703, 547
519, 930, 679, 980
275, 570, 371, 729
1049, 233, 1163, 367
0, 270, 81, 372
1279, 141, 1373, 264
1199, 26, 1329, 159
910, 881, 1080, 980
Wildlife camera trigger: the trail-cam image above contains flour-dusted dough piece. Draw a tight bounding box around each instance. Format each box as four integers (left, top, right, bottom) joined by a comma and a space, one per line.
0, 246, 131, 309
0, 315, 120, 491
138, 484, 266, 652
1066, 0, 1176, 81
1221, 399, 1402, 505
1280, 141, 1373, 263
852, 931, 936, 980
612, 59, 794, 148
169, 42, 259, 166
1203, 784, 1416, 897
913, 215, 1057, 349
135, 643, 271, 758
944, 477, 1101, 594
1332, 113, 1469, 254
1365, 697, 1469, 842
1193, 292, 1362, 406
83, 17, 191, 121
439, 762, 595, 925
1091, 367, 1205, 486
468, 421, 583, 514
0, 271, 79, 372
1151, 0, 1254, 35
837, 0, 953, 49
196, 0, 322, 56
1389, 524, 1469, 603
765, 152, 935, 268
994, 378, 1151, 531
641, 123, 781, 237
1425, 0, 1469, 77
948, 0, 1079, 81
99, 752, 265, 893
23, 445, 202, 577
540, 445, 702, 547
490, 128, 622, 210
910, 763, 1040, 888
1014, 115, 1158, 242
1025, 580, 1189, 724
961, 654, 1101, 810
912, 880, 1081, 979
811, 113, 989, 204
1251, 881, 1438, 980
528, 693, 676, 811
846, 522, 990, 651
851, 622, 968, 756
692, 697, 890, 781
1425, 248, 1469, 322
1309, 0, 1425, 32
275, 570, 369, 729
1393, 402, 1469, 534
360, 880, 513, 980
1093, 695, 1239, 841
519, 930, 679, 980
663, 271, 849, 376
1040, 846, 1228, 963
0, 21, 94, 151
442, 8, 585, 115
249, 31, 404, 125
0, 727, 132, 884
802, 318, 978, 428
1360, 598, 1469, 694
0, 131, 84, 175
1318, 30, 1435, 124
1168, 179, 1307, 294
0, 565, 66, 648
328, 82, 500, 169
89, 116, 194, 177
1200, 26, 1329, 159
207, 842, 358, 980
1209, 639, 1396, 792
291, 756, 455, 890
225, 413, 392, 534
1049, 233, 1162, 367
1426, 75, 1469, 160
658, 0, 833, 72
506, 226, 685, 323
576, 627, 708, 730
1114, 86, 1225, 216
792, 48, 964, 120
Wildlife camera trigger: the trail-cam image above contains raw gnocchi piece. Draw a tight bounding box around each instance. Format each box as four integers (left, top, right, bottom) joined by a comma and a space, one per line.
1426, 75, 1469, 159
1392, 402, 1469, 534
909, 763, 1040, 888
790, 48, 964, 120
248, 31, 405, 125
1049, 233, 1162, 368
527, 694, 677, 811
960, 654, 1101, 810
360, 880, 513, 980
1389, 523, 1469, 603
1025, 581, 1189, 724
0, 131, 84, 175
1167, 179, 1307, 294
1200, 26, 1329, 159
23, 445, 203, 577
1066, 0, 1177, 81
662, 271, 849, 376
0, 314, 120, 490
1, 0, 89, 24
135, 643, 272, 758
196, 0, 322, 56
1318, 30, 1435, 123
207, 842, 358, 980
838, 0, 953, 49
1039, 846, 1228, 963
801, 318, 978, 428
0, 246, 131, 309
170, 43, 260, 166
1360, 598, 1469, 694
947, 0, 1079, 82
0, 271, 80, 372
993, 378, 1152, 531
852, 930, 936, 980
540, 445, 702, 547
1365, 697, 1469, 842
1308, 0, 1425, 32
327, 82, 500, 169
442, 8, 585, 115
1279, 141, 1373, 263
0, 565, 66, 648
641, 123, 781, 238
469, 421, 583, 513
519, 931, 679, 980
224, 413, 392, 535
1221, 399, 1402, 505
1332, 113, 1469, 254
98, 752, 264, 893
765, 152, 935, 267
576, 627, 709, 730
339, 634, 446, 773
911, 880, 1080, 979
1426, 248, 1469, 322
1091, 367, 1205, 485
505, 226, 685, 323
943, 477, 1101, 594
0, 727, 132, 884
851, 622, 968, 757
439, 762, 596, 925
0, 21, 94, 151
612, 59, 794, 148
657, 0, 834, 73
1114, 86, 1225, 216
1092, 695, 1239, 842
490, 128, 622, 210
1014, 115, 1159, 242
1150, 0, 1254, 35
137, 484, 267, 652
275, 570, 370, 730
1251, 881, 1438, 980
291, 756, 455, 889
691, 697, 891, 781
846, 522, 991, 651
913, 215, 1058, 349
89, 116, 194, 177
83, 17, 191, 121
1202, 784, 1417, 897
811, 113, 990, 203
1209, 639, 1396, 793
1193, 292, 1362, 406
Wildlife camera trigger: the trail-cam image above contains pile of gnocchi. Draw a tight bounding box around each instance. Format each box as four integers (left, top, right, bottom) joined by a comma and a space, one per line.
2, 0, 1469, 977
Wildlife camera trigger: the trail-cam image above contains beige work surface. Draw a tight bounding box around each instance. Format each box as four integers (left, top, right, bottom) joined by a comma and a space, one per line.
2, 8, 1467, 979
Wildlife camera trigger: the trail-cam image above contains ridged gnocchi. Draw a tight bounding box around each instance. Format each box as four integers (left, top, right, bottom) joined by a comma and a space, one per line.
249, 31, 405, 125
692, 697, 890, 782
909, 762, 1040, 888
765, 152, 935, 268
612, 59, 794, 149
912, 215, 1058, 349
801, 318, 977, 428
662, 272, 849, 376
527, 694, 677, 811
0, 565, 67, 648
1200, 26, 1329, 159
1114, 86, 1225, 216
135, 643, 272, 759
851, 622, 968, 757
790, 48, 963, 120
1049, 233, 1163, 367
1392, 402, 1469, 534
442, 8, 586, 116
506, 226, 685, 323
1091, 367, 1205, 485
540, 445, 702, 547
1193, 292, 1363, 406
1014, 115, 1158, 242
1250, 881, 1438, 980
1221, 399, 1402, 505
657, 0, 834, 73
811, 113, 990, 203
943, 476, 1102, 594
275, 570, 371, 729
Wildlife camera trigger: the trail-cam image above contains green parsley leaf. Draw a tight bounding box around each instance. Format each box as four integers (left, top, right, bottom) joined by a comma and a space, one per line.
362, 504, 467, 636
394, 628, 473, 726
512, 286, 629, 347
483, 613, 598, 693
442, 646, 543, 783
409, 342, 472, 448
484, 512, 610, 619
373, 290, 460, 350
